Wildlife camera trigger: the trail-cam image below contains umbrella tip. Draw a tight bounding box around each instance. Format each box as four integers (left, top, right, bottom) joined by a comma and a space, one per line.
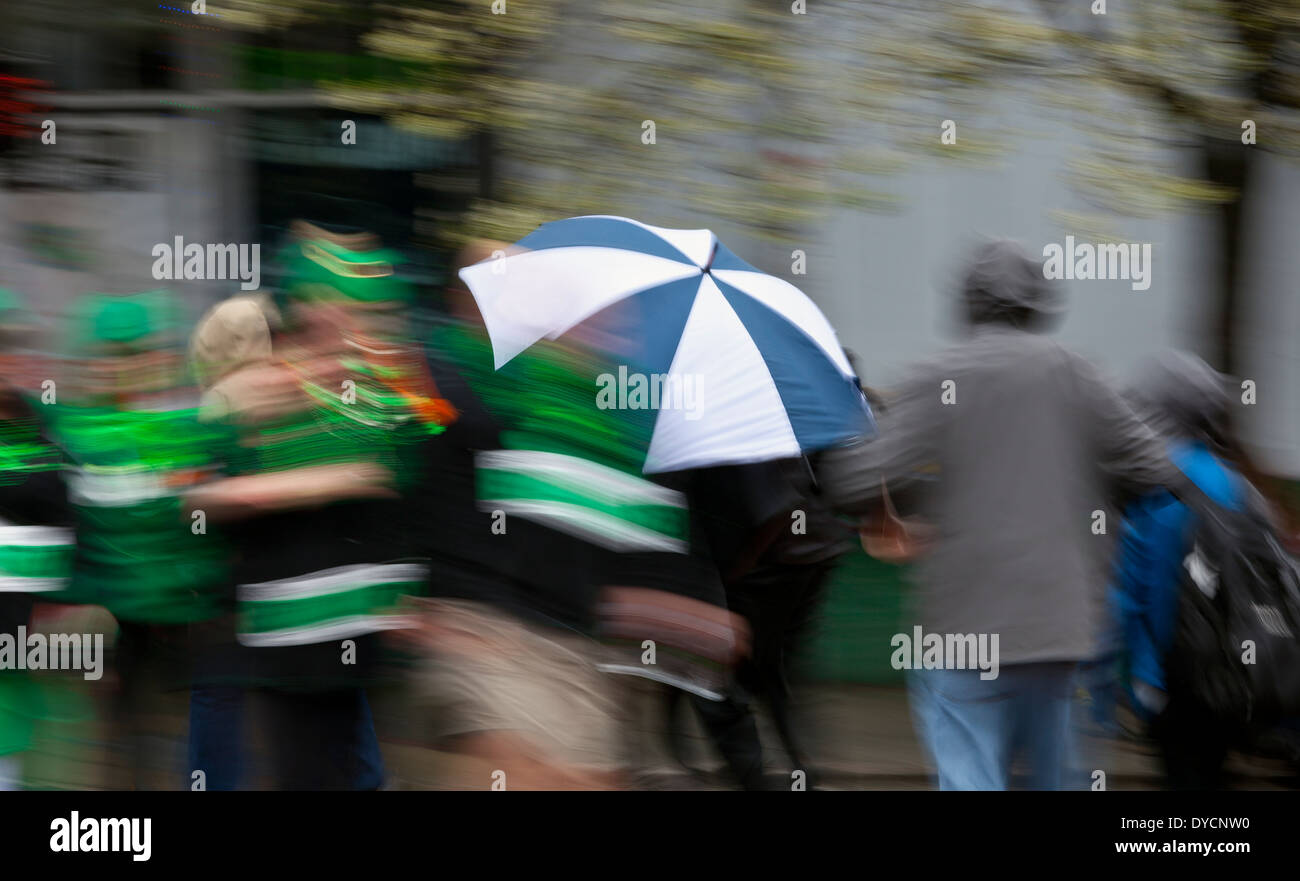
703, 239, 719, 272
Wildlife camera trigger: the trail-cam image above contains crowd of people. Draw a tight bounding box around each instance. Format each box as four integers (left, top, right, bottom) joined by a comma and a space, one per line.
0, 228, 1288, 790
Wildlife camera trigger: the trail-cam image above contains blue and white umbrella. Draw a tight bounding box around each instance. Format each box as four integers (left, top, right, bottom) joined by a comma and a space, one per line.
458, 215, 873, 473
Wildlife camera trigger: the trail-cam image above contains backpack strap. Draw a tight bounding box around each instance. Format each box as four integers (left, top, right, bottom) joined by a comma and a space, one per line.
1165, 458, 1233, 534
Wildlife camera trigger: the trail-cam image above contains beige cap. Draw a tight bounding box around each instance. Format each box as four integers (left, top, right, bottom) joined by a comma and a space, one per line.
189, 296, 273, 390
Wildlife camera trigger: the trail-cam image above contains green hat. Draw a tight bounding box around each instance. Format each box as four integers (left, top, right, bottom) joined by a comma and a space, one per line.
96, 300, 152, 343
0, 288, 20, 318
283, 238, 413, 306
0, 288, 33, 351
71, 291, 176, 353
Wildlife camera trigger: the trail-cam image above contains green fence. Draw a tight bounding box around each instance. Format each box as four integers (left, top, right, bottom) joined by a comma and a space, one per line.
799, 550, 911, 685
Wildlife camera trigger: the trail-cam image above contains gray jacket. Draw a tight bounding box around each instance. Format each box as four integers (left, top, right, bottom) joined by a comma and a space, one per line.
823, 324, 1178, 665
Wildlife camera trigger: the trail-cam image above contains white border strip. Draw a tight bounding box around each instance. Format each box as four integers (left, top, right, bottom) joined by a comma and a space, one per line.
238, 614, 411, 647
239, 563, 428, 603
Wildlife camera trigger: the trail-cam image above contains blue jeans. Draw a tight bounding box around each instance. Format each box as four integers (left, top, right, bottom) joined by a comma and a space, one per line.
189, 684, 246, 791
261, 687, 385, 790
907, 661, 1077, 790
189, 685, 385, 790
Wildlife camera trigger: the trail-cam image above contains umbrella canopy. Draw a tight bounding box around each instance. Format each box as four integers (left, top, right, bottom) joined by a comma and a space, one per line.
458, 215, 873, 473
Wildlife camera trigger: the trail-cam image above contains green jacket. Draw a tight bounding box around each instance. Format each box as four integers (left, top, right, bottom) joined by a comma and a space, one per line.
54, 403, 233, 624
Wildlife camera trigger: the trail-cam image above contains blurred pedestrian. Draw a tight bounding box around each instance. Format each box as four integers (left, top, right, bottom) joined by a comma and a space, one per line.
185, 229, 448, 789
409, 243, 631, 789
0, 291, 76, 789
57, 291, 229, 789
1110, 351, 1250, 789
821, 240, 1185, 790
666, 455, 851, 789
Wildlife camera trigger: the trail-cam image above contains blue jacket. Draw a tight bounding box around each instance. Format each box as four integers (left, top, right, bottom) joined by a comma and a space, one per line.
1111, 440, 1244, 705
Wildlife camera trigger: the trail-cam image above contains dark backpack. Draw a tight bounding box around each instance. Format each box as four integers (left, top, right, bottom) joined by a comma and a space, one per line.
1165, 481, 1300, 728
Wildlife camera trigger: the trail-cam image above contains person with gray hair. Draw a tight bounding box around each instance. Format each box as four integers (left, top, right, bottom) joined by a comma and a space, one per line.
821, 239, 1186, 790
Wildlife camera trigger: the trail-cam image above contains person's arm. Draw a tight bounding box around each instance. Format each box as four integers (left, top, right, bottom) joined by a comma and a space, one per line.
1115, 492, 1195, 705
184, 461, 397, 522
1076, 355, 1181, 495
820, 372, 941, 516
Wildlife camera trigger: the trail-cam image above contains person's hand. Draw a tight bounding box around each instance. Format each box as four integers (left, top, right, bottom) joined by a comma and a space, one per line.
859, 506, 932, 563
28, 603, 117, 645
384, 603, 516, 658
261, 462, 397, 506
336, 462, 399, 499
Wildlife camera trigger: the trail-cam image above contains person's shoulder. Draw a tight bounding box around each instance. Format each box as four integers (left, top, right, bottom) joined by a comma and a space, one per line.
1021, 333, 1089, 369
938, 326, 1066, 365
1037, 342, 1127, 400
893, 345, 961, 389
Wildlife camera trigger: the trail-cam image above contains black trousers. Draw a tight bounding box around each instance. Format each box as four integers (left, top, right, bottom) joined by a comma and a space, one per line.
670, 558, 836, 789
1149, 699, 1235, 790
111, 621, 193, 789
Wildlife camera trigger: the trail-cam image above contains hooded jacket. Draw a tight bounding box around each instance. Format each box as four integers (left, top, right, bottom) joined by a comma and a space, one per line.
822, 241, 1179, 665
1110, 351, 1245, 711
